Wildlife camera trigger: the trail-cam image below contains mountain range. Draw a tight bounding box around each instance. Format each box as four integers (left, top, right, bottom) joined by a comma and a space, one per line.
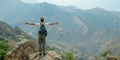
0, 0, 120, 59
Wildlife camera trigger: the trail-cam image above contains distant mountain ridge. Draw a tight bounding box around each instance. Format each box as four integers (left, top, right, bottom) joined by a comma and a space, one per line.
0, 0, 120, 59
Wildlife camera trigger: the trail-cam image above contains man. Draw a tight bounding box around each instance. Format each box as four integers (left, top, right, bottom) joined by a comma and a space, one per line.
25, 17, 58, 56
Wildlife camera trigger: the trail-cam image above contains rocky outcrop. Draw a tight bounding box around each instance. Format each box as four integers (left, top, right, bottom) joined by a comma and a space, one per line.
32, 51, 63, 60
5, 40, 63, 60
5, 40, 37, 60
45, 51, 63, 60
106, 54, 118, 60
106, 56, 118, 60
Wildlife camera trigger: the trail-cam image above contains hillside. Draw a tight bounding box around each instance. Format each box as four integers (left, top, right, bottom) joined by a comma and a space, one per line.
0, 20, 34, 60
0, 20, 34, 42
0, 20, 65, 60
0, 0, 120, 59
89, 39, 120, 60
100, 38, 120, 56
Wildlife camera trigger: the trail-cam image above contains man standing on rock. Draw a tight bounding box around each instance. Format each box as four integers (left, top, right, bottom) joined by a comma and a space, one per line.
25, 17, 58, 56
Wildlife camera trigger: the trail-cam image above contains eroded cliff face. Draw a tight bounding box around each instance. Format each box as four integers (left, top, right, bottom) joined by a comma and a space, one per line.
5, 40, 63, 60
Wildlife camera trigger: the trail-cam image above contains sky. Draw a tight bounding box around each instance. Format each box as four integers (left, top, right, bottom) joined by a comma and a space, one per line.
21, 0, 120, 11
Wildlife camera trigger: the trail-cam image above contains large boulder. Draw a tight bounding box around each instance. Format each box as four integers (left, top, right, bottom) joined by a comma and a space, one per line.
5, 40, 37, 60
106, 56, 118, 60
106, 54, 118, 60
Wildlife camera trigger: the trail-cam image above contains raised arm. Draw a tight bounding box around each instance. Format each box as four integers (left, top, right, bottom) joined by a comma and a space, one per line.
25, 22, 37, 26
47, 22, 59, 25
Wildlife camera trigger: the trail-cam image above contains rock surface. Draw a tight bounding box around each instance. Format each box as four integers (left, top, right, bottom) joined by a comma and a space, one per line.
5, 40, 63, 60
106, 56, 118, 60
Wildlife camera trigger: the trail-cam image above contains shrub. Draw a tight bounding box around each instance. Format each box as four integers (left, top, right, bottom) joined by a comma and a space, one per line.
48, 47, 55, 51
101, 50, 111, 57
65, 51, 76, 60
0, 41, 12, 60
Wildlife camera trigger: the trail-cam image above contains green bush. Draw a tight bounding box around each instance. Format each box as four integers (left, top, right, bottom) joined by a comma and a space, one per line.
65, 51, 76, 60
48, 47, 55, 51
101, 50, 111, 57
118, 53, 120, 60
0, 41, 12, 60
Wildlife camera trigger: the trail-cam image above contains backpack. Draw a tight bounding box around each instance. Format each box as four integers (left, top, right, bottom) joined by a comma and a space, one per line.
39, 23, 47, 36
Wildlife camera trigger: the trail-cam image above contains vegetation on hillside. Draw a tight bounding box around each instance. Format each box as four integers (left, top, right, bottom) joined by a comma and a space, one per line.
0, 40, 12, 60
101, 50, 111, 57
65, 51, 76, 60
48, 47, 55, 51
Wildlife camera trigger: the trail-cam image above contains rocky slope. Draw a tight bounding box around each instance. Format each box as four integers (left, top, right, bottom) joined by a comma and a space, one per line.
0, 20, 63, 60
5, 40, 63, 60
0, 20, 34, 42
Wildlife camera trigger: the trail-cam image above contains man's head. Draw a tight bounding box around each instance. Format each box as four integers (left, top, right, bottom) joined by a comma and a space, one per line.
40, 17, 44, 22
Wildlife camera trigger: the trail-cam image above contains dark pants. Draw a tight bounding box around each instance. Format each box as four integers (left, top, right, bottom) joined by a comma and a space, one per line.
38, 33, 46, 55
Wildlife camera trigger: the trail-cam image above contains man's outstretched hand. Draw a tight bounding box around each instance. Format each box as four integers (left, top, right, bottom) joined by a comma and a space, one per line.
25, 22, 36, 26
25, 22, 29, 25
48, 22, 59, 25
55, 22, 59, 25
